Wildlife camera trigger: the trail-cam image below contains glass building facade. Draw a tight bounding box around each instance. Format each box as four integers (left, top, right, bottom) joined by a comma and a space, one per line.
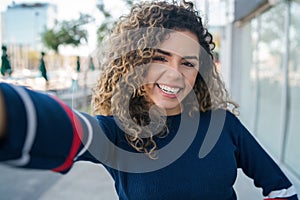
230, 0, 300, 195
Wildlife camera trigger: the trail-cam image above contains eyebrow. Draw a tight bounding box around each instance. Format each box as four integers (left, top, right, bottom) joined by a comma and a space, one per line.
156, 49, 199, 61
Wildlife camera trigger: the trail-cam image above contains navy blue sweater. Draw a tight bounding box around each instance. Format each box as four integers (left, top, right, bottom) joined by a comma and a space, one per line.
0, 83, 298, 200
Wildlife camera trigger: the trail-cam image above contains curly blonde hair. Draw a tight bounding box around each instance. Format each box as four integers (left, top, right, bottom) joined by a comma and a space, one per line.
92, 0, 238, 158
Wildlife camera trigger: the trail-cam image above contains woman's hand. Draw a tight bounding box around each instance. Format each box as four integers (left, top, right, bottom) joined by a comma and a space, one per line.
0, 89, 6, 139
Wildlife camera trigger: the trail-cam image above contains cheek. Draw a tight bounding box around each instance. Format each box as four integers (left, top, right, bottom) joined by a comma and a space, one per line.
144, 65, 156, 83
144, 84, 153, 93
184, 71, 198, 89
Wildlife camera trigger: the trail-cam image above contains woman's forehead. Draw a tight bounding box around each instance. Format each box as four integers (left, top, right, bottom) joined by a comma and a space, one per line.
158, 31, 200, 57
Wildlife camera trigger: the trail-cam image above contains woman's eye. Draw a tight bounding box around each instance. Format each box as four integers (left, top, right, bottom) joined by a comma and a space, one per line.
153, 56, 167, 62
182, 61, 194, 68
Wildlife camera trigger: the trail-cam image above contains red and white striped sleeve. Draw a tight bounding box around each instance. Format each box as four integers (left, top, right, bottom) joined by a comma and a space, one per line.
0, 83, 96, 173
264, 186, 298, 200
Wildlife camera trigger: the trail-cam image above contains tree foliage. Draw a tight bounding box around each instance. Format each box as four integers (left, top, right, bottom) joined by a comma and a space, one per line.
96, 0, 134, 42
42, 14, 94, 53
41, 0, 134, 52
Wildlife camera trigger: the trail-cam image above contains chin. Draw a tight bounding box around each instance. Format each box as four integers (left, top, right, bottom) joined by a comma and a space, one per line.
153, 102, 181, 115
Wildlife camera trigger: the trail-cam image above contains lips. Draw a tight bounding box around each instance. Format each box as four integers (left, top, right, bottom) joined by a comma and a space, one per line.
156, 83, 181, 95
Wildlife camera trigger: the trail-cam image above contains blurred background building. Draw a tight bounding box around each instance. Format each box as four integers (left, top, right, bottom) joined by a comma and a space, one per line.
0, 1, 99, 97
224, 0, 300, 195
1, 2, 57, 69
2, 3, 56, 49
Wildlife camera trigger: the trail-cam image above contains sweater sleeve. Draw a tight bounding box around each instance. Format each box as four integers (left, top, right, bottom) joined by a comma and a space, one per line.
230, 112, 298, 200
0, 82, 104, 173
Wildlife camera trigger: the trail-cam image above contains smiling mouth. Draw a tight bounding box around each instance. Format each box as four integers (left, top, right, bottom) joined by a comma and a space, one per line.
156, 83, 181, 95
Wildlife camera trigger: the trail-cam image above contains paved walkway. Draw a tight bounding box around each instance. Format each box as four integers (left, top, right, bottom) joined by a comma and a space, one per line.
0, 162, 118, 200
0, 161, 263, 200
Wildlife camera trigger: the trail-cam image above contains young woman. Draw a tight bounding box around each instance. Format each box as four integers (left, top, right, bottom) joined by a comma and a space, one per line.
0, 1, 298, 199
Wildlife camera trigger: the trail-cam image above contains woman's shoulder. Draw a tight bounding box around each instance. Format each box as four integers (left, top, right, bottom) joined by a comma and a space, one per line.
95, 115, 122, 133
95, 115, 115, 124
208, 109, 251, 139
200, 108, 238, 121
199, 108, 243, 133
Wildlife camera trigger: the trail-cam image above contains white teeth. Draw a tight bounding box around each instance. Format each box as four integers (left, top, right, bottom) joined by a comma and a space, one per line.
158, 84, 180, 94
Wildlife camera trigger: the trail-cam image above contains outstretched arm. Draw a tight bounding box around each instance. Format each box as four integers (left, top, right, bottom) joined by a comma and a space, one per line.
0, 83, 104, 173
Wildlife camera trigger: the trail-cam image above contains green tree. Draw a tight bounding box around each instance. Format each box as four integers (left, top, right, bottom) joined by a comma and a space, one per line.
96, 0, 134, 43
42, 13, 94, 53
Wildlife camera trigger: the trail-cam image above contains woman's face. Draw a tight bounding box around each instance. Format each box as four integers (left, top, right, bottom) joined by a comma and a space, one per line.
144, 31, 200, 115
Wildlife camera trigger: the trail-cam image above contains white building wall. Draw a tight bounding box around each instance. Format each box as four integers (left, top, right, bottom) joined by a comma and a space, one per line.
2, 3, 57, 50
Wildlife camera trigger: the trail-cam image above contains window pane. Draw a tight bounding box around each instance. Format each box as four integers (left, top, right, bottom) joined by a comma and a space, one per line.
284, 1, 300, 178
239, 22, 256, 132
255, 4, 286, 157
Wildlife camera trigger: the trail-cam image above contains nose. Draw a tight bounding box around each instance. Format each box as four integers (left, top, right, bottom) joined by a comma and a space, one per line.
165, 57, 182, 78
